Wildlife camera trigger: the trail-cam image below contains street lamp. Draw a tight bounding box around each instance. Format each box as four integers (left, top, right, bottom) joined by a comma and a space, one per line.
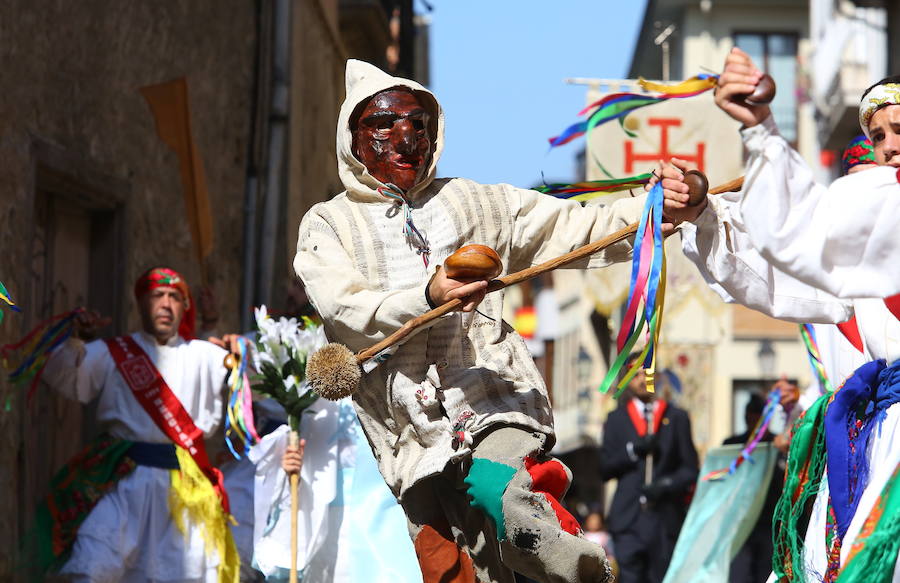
757, 339, 776, 379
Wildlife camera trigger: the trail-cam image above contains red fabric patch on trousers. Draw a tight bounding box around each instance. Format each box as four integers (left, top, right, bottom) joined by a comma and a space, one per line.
524, 456, 581, 535
413, 522, 476, 583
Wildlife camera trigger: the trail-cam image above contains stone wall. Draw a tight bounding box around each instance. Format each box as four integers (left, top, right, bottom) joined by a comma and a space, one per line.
0, 1, 255, 574
0, 1, 400, 575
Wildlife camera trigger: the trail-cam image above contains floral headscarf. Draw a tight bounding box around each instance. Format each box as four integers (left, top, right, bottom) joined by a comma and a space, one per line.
841, 134, 875, 175
859, 82, 900, 137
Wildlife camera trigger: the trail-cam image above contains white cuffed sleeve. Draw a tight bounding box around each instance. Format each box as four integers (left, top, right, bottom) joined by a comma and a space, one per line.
737, 116, 900, 299
40, 337, 108, 403
681, 189, 853, 324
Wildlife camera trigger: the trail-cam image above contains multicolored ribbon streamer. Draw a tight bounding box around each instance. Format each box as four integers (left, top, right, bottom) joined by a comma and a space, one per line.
536, 173, 652, 202
224, 336, 262, 458
800, 323, 835, 394
548, 74, 718, 148
702, 386, 782, 481
598, 181, 667, 397
0, 280, 21, 324
1, 309, 83, 405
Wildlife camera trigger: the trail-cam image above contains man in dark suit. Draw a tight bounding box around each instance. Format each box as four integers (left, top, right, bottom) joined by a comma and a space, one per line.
599, 355, 699, 583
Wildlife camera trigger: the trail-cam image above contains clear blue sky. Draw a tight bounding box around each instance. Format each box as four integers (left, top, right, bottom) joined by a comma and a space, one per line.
428, 1, 647, 189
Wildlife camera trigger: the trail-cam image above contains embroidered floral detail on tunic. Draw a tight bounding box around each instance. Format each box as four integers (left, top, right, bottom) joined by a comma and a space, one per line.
452, 410, 476, 449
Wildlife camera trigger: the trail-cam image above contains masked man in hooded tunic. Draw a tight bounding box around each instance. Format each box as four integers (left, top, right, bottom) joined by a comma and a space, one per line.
659, 48, 900, 582
293, 60, 704, 583
36, 267, 239, 583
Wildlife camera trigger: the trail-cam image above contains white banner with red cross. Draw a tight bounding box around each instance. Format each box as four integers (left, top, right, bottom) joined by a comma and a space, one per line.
580, 88, 744, 320
585, 90, 743, 188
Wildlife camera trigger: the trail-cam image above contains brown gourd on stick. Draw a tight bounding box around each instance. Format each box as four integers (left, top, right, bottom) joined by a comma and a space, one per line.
443, 244, 504, 280
307, 172, 744, 401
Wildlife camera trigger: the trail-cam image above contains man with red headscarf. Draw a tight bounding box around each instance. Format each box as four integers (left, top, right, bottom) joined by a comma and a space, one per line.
36, 266, 239, 583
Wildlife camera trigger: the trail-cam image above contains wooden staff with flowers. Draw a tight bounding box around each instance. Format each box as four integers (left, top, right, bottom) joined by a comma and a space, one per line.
221, 306, 325, 583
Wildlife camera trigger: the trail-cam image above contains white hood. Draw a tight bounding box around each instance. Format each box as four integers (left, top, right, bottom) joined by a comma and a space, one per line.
336, 59, 445, 202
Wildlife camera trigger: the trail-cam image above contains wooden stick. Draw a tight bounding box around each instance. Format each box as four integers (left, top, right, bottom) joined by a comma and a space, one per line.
709, 175, 744, 195
356, 224, 636, 362
289, 430, 300, 583
355, 175, 744, 364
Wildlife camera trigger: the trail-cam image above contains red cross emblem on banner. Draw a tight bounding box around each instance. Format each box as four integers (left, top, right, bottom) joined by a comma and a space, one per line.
624, 117, 705, 174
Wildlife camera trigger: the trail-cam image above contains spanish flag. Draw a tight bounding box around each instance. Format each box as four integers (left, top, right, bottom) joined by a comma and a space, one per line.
513, 305, 537, 340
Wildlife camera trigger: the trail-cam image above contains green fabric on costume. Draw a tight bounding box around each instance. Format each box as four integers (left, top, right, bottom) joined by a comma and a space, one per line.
772, 393, 832, 581
28, 436, 135, 577
836, 460, 900, 583
464, 458, 517, 540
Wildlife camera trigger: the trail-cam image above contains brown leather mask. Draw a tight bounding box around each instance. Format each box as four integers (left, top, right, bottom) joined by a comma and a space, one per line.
351, 89, 432, 192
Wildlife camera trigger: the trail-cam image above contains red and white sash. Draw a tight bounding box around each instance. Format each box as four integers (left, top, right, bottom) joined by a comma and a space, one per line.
104, 335, 230, 513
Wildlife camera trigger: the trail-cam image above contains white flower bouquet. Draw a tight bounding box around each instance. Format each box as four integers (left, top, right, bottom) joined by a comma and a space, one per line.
251, 305, 326, 432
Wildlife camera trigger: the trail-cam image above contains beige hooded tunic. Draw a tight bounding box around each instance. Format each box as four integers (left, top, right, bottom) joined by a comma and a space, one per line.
294, 60, 645, 498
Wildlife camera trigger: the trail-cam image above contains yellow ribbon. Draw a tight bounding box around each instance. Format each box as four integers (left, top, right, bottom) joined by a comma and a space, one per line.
638, 75, 718, 95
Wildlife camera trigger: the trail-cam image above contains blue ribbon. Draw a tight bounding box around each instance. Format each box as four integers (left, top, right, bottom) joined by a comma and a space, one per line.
224, 336, 254, 459
623, 183, 658, 341
643, 180, 664, 367
549, 120, 588, 148
624, 181, 664, 368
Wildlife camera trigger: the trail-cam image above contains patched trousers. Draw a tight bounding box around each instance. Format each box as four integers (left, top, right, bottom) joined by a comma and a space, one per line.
401, 426, 611, 583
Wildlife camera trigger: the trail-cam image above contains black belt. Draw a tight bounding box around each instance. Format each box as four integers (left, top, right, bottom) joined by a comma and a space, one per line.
126, 442, 180, 469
